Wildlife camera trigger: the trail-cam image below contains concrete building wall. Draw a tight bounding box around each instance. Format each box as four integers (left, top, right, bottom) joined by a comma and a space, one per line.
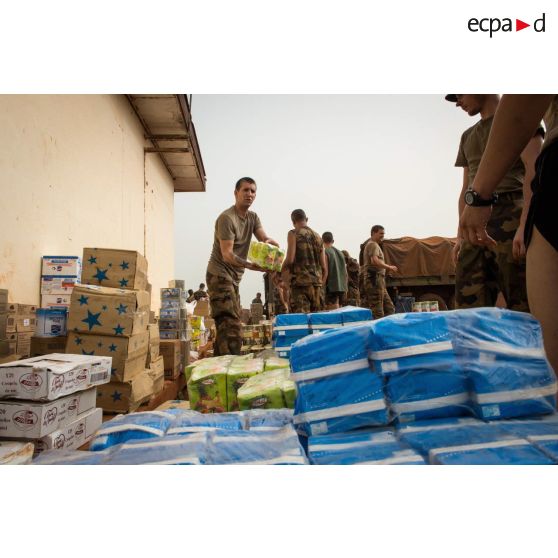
0, 94, 175, 310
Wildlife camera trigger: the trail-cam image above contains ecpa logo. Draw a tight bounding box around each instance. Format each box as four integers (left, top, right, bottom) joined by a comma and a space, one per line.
468, 13, 546, 37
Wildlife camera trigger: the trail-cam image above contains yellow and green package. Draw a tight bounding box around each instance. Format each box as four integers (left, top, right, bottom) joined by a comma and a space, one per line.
248, 241, 285, 272
184, 355, 233, 383
226, 357, 264, 411
187, 358, 232, 413
237, 370, 286, 410
264, 356, 290, 371
282, 379, 297, 408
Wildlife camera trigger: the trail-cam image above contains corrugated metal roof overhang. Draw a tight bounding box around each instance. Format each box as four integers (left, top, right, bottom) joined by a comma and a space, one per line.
127, 94, 207, 192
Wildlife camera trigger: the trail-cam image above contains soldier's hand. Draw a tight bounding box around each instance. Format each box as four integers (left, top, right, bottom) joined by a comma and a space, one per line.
266, 238, 280, 247
389, 265, 398, 274
512, 225, 526, 260
248, 262, 266, 273
459, 206, 497, 248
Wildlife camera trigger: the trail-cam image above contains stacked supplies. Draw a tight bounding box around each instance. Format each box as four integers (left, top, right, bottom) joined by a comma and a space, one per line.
0, 353, 108, 453
272, 313, 311, 359
447, 308, 557, 420
290, 324, 388, 436
40, 255, 81, 310
188, 315, 206, 352
368, 312, 470, 423
308, 428, 425, 465
4, 303, 37, 358
159, 287, 190, 341
237, 368, 295, 410
227, 356, 263, 411
397, 417, 555, 465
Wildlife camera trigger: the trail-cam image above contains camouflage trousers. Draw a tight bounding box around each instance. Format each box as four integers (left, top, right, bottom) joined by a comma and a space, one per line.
363, 274, 395, 319
346, 287, 360, 307
359, 269, 369, 308
290, 284, 324, 313
455, 195, 529, 311
206, 271, 242, 356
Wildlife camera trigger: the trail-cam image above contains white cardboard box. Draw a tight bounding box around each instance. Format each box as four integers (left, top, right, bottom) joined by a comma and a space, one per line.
41, 256, 81, 277
0, 387, 97, 438
41, 294, 72, 308
40, 276, 79, 295
0, 353, 111, 401
35, 407, 102, 454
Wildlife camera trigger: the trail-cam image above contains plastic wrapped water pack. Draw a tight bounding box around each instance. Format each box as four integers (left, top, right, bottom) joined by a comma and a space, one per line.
185, 355, 234, 384
308, 429, 425, 465
309, 311, 344, 333
244, 408, 294, 430
248, 241, 285, 272
291, 324, 388, 436
397, 418, 554, 465
237, 368, 293, 410
166, 410, 246, 435
33, 449, 111, 465
90, 411, 175, 451
264, 356, 290, 371
447, 308, 557, 420
226, 357, 264, 411
368, 312, 469, 422
207, 425, 308, 464
272, 313, 311, 359
336, 306, 373, 326
187, 358, 231, 413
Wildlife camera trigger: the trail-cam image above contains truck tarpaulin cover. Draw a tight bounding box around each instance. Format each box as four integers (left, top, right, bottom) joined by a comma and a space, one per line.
382, 237, 457, 278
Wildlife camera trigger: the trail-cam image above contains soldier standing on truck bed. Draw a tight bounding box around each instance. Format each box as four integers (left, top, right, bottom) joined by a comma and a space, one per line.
362, 225, 397, 319
447, 94, 543, 310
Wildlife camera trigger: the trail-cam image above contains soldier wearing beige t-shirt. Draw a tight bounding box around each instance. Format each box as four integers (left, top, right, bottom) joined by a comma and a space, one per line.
361, 225, 397, 319
206, 177, 278, 356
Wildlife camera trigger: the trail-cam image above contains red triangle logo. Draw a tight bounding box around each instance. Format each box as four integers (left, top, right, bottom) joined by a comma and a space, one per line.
516, 19, 530, 31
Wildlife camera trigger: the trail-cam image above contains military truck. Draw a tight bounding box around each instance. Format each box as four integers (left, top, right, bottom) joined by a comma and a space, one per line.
381, 236, 457, 311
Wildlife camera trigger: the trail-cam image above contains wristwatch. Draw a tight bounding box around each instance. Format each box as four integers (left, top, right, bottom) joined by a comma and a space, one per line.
464, 189, 498, 207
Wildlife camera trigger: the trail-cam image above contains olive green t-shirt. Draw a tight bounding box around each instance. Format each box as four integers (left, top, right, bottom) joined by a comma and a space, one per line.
207, 206, 262, 285
455, 116, 526, 194
363, 241, 386, 276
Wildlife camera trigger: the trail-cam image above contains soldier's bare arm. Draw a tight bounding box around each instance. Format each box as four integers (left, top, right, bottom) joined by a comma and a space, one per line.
282, 230, 297, 282
320, 246, 328, 285
219, 239, 263, 271
254, 227, 279, 247
453, 167, 469, 264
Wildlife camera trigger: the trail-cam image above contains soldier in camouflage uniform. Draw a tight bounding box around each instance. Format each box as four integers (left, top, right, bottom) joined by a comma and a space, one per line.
342, 250, 360, 307
282, 209, 327, 313
206, 177, 278, 356
446, 94, 544, 310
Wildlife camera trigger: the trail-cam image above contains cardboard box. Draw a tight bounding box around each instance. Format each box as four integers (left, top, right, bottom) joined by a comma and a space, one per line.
6, 315, 36, 333
160, 339, 181, 379
0, 354, 20, 365
35, 308, 68, 337
160, 329, 182, 340
0, 353, 111, 401
96, 371, 153, 413
168, 279, 185, 289
193, 299, 210, 317
42, 256, 81, 277
82, 248, 148, 291
34, 407, 102, 455
67, 284, 150, 337
0, 312, 6, 339
16, 332, 33, 358
159, 318, 187, 331
159, 307, 186, 320
65, 330, 149, 382
30, 336, 67, 357
0, 341, 17, 356
148, 356, 165, 394
40, 276, 79, 295
0, 289, 8, 314
7, 303, 37, 315
161, 287, 183, 299
0, 387, 97, 439
180, 339, 191, 367
41, 294, 72, 308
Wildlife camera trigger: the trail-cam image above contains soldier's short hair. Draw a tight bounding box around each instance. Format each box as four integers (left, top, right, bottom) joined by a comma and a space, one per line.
235, 177, 256, 191
322, 232, 334, 243
199, 283, 205, 289
371, 225, 385, 235
291, 209, 307, 222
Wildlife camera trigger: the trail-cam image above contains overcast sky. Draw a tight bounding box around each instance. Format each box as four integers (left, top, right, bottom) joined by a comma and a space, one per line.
174, 95, 475, 305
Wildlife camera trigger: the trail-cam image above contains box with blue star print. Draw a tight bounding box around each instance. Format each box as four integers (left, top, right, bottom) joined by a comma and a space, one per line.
82, 248, 148, 291
67, 284, 150, 338
65, 330, 149, 382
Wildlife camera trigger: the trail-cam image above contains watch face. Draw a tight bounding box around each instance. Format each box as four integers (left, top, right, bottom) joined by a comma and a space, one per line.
464, 191, 474, 205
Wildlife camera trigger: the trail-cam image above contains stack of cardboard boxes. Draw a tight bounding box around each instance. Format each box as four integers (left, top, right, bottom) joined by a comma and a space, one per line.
64, 247, 160, 413
4, 303, 37, 358
0, 290, 9, 361
0, 353, 109, 455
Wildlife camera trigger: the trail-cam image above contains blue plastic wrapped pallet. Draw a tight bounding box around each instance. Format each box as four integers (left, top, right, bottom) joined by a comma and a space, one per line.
336, 306, 373, 326
166, 411, 246, 435
368, 312, 469, 422
272, 313, 311, 358
447, 308, 557, 420
397, 417, 554, 464
308, 428, 425, 465
309, 311, 344, 333
290, 324, 388, 436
